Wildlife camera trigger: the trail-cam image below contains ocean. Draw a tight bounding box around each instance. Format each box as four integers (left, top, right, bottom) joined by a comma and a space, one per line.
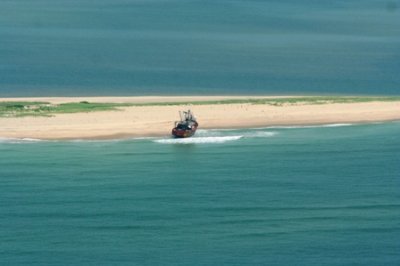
1, 122, 399, 265
1, 0, 400, 96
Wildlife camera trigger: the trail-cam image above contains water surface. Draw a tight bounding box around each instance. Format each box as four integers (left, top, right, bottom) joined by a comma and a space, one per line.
1, 0, 400, 96
1, 122, 399, 265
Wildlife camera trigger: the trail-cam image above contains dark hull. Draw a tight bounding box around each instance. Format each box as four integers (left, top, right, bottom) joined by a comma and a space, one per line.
172, 124, 198, 138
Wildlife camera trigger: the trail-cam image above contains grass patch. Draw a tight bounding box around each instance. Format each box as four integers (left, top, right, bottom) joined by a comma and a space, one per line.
1, 96, 399, 117
0, 101, 127, 117
129, 96, 400, 107
52, 102, 128, 113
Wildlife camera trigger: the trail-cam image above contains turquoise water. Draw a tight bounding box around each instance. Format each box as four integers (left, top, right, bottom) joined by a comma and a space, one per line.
1, 122, 399, 265
1, 0, 400, 96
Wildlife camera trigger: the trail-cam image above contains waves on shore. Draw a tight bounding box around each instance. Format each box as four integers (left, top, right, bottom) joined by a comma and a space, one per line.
153, 123, 357, 145
0, 122, 365, 144
257, 123, 354, 129
154, 135, 243, 144
153, 129, 277, 144
0, 137, 43, 144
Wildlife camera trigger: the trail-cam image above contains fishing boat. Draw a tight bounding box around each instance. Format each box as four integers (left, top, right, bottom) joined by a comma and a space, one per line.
172, 110, 198, 138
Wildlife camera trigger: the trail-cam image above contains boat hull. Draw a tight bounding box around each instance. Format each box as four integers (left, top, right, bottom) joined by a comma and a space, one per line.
172, 123, 198, 138
172, 129, 196, 138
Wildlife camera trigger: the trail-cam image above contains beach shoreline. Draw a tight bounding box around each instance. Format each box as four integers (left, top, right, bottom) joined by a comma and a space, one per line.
1, 96, 399, 140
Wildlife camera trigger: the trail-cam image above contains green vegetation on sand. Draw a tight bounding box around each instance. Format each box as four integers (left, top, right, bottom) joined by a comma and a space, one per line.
1, 96, 399, 117
0, 101, 129, 117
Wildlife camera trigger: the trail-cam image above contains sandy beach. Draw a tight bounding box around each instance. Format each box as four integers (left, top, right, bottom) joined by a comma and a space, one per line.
1, 96, 399, 140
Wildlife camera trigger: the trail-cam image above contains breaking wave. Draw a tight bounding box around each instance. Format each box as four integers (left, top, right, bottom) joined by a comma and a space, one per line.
319, 123, 353, 127
242, 131, 277, 138
0, 123, 357, 145
153, 129, 277, 144
260, 123, 353, 129
154, 136, 243, 144
0, 137, 43, 144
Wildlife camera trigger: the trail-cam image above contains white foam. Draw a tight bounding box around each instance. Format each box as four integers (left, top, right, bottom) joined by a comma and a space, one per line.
242, 131, 277, 138
20, 138, 43, 142
194, 129, 223, 137
63, 136, 157, 143
196, 129, 277, 136
154, 136, 243, 144
257, 123, 353, 129
0, 137, 43, 144
131, 137, 157, 140
321, 123, 353, 127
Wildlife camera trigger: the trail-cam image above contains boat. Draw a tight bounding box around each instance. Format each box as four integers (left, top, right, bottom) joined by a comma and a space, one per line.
172, 110, 199, 138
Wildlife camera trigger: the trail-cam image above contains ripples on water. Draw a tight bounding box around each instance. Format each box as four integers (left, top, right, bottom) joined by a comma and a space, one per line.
1, 123, 399, 265
1, 0, 400, 96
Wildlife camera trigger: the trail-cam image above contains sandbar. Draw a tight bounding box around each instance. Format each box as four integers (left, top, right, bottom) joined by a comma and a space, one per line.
0, 96, 399, 140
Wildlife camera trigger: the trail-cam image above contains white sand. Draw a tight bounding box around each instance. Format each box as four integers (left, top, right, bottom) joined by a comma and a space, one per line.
1, 96, 399, 140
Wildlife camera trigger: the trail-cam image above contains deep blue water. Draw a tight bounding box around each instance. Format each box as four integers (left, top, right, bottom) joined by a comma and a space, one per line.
1, 0, 400, 96
1, 122, 399, 265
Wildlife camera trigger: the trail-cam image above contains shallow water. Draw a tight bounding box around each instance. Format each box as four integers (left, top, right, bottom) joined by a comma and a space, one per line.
1, 0, 400, 96
1, 122, 399, 265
